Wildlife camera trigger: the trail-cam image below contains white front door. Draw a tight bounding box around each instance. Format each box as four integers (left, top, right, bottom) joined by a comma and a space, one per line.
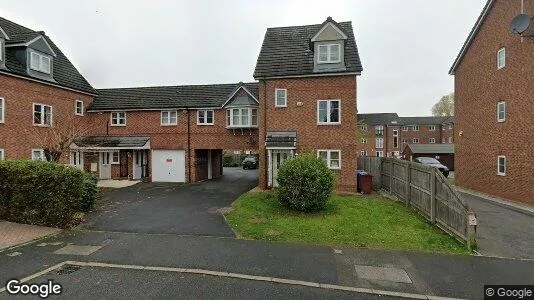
268, 149, 293, 187
70, 151, 84, 170
133, 151, 143, 180
100, 152, 111, 179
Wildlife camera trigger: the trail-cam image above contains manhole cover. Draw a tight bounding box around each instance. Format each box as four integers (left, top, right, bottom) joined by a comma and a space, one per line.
56, 265, 81, 275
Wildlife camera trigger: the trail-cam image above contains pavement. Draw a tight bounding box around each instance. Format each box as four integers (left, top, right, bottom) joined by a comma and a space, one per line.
0, 221, 61, 251
97, 180, 140, 188
82, 167, 258, 236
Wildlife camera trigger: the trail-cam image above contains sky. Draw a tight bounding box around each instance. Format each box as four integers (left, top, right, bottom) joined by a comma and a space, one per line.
0, 0, 487, 116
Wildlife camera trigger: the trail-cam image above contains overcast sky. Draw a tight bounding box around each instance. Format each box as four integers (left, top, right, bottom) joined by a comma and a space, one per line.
1, 0, 487, 116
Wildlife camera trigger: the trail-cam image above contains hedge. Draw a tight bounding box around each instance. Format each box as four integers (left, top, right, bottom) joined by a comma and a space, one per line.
0, 160, 98, 228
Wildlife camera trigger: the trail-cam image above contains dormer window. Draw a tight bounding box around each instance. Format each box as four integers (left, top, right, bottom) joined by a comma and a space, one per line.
30, 51, 51, 74
318, 44, 341, 63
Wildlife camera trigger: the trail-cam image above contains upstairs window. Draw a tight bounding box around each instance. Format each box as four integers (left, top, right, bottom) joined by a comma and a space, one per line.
429, 125, 436, 131
30, 51, 51, 74
317, 150, 341, 169
497, 101, 505, 122
317, 100, 340, 124
33, 103, 52, 126
412, 138, 419, 144
111, 111, 126, 126
161, 111, 178, 126
497, 48, 505, 70
412, 125, 419, 131
375, 125, 384, 135
226, 107, 258, 127
429, 138, 436, 143
402, 126, 408, 131
197, 110, 214, 125
318, 44, 341, 63
360, 150, 367, 156
75, 100, 84, 116
360, 138, 367, 144
359, 124, 368, 131
376, 137, 384, 149
402, 138, 408, 144
275, 89, 287, 107
448, 137, 453, 143
0, 97, 4, 123
497, 156, 506, 176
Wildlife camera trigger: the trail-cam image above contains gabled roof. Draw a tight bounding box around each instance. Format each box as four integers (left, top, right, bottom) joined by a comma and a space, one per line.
90, 82, 259, 111
0, 16, 95, 95
358, 113, 400, 125
404, 143, 455, 154
254, 18, 363, 79
6, 35, 57, 56
221, 83, 259, 107
449, 0, 494, 75
311, 17, 348, 42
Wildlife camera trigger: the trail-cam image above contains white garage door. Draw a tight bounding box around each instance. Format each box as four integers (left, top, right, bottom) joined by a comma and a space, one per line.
152, 150, 186, 182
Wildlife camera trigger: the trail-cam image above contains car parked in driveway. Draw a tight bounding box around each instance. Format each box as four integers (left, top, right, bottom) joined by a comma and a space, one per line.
242, 156, 258, 169
414, 157, 449, 178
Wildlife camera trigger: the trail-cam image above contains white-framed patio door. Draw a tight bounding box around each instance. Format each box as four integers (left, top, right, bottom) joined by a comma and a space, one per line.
99, 152, 112, 180
268, 149, 294, 187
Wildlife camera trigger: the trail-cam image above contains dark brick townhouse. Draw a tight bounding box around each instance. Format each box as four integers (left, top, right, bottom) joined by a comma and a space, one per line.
0, 17, 96, 163
450, 0, 534, 204
254, 17, 363, 192
357, 113, 454, 160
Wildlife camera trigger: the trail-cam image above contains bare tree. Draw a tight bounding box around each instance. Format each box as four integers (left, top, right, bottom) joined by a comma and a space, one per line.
432, 92, 454, 116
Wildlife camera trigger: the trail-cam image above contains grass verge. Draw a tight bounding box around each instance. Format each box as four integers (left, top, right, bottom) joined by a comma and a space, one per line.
225, 191, 468, 254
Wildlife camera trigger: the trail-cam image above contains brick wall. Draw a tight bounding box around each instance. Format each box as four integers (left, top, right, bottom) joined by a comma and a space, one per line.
258, 75, 358, 192
454, 0, 534, 203
0, 74, 94, 162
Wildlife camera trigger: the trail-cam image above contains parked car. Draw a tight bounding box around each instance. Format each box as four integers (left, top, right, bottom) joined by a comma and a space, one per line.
414, 157, 449, 178
242, 156, 258, 169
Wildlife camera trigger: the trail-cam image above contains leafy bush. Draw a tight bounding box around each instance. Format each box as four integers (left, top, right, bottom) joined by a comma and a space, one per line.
81, 172, 99, 212
276, 153, 335, 212
0, 160, 92, 228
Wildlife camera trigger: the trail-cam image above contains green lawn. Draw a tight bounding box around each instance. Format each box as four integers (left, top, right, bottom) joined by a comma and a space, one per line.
225, 191, 468, 254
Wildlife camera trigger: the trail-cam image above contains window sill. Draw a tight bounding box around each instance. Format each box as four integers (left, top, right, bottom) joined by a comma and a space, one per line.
227, 126, 258, 129
317, 122, 341, 126
497, 173, 506, 176
75, 113, 84, 116
161, 124, 178, 126
110, 124, 126, 127
274, 105, 287, 108
197, 123, 214, 126
33, 124, 52, 127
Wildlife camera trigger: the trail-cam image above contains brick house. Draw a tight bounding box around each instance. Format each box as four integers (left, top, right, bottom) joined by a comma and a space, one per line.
253, 17, 363, 192
357, 113, 455, 160
0, 17, 96, 162
449, 0, 534, 204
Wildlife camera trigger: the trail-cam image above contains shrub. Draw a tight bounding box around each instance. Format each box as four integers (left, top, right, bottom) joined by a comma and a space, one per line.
81, 172, 99, 212
0, 160, 88, 228
276, 153, 335, 212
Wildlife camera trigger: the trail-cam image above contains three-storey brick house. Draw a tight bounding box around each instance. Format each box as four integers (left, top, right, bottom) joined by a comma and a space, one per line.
449, 0, 534, 204
254, 17, 363, 192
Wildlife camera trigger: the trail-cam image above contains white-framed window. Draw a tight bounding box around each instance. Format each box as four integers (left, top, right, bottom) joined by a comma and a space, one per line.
402, 138, 408, 144
0, 149, 4, 160
429, 138, 436, 144
317, 150, 341, 169
497, 48, 505, 70
393, 129, 399, 148
448, 137, 453, 143
429, 125, 436, 131
402, 126, 408, 131
275, 89, 287, 107
375, 125, 384, 135
359, 124, 368, 131
111, 151, 120, 164
30, 51, 51, 74
376, 137, 384, 149
0, 97, 4, 123
111, 111, 126, 126
197, 110, 214, 125
75, 100, 84, 116
31, 149, 45, 161
360, 150, 367, 156
318, 43, 341, 63
161, 110, 178, 126
442, 138, 446, 143
412, 125, 419, 131
33, 103, 52, 126
226, 107, 258, 127
412, 138, 419, 143
376, 151, 384, 157
497, 155, 506, 176
360, 138, 367, 144
317, 100, 340, 124
497, 101, 505, 122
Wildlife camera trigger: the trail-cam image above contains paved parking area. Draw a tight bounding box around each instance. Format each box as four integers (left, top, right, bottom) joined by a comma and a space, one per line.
83, 168, 258, 237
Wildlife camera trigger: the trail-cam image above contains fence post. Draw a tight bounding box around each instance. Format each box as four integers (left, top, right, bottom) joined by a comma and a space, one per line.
467, 212, 477, 252
405, 162, 411, 206
430, 168, 436, 223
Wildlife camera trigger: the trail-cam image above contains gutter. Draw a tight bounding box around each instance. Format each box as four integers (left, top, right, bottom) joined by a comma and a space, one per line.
0, 71, 97, 97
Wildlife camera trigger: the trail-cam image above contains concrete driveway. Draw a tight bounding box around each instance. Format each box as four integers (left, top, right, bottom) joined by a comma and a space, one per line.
83, 167, 258, 237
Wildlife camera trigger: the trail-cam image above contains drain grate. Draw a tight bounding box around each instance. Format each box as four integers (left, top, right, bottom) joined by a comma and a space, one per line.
56, 265, 81, 275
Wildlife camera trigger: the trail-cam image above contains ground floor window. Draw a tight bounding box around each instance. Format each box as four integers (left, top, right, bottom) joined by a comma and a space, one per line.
317, 150, 341, 169
376, 151, 384, 157
32, 149, 45, 161
0, 149, 4, 160
111, 151, 120, 164
497, 155, 506, 176
360, 150, 367, 156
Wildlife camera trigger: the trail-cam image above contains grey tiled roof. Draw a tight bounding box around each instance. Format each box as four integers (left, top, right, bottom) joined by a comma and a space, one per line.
404, 143, 455, 154
0, 16, 96, 95
254, 19, 363, 78
358, 113, 400, 125
74, 136, 150, 148
399, 116, 453, 125
90, 82, 259, 111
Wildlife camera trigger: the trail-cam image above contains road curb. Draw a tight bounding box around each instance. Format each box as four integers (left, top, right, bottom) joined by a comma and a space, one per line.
0, 230, 62, 253
455, 187, 534, 217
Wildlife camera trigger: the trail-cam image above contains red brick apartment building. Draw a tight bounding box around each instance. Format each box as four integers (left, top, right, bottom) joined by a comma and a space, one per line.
450, 0, 534, 204
253, 17, 363, 192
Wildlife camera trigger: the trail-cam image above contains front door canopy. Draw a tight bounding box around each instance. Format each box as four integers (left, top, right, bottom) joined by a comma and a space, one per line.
70, 136, 151, 151
265, 131, 297, 149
